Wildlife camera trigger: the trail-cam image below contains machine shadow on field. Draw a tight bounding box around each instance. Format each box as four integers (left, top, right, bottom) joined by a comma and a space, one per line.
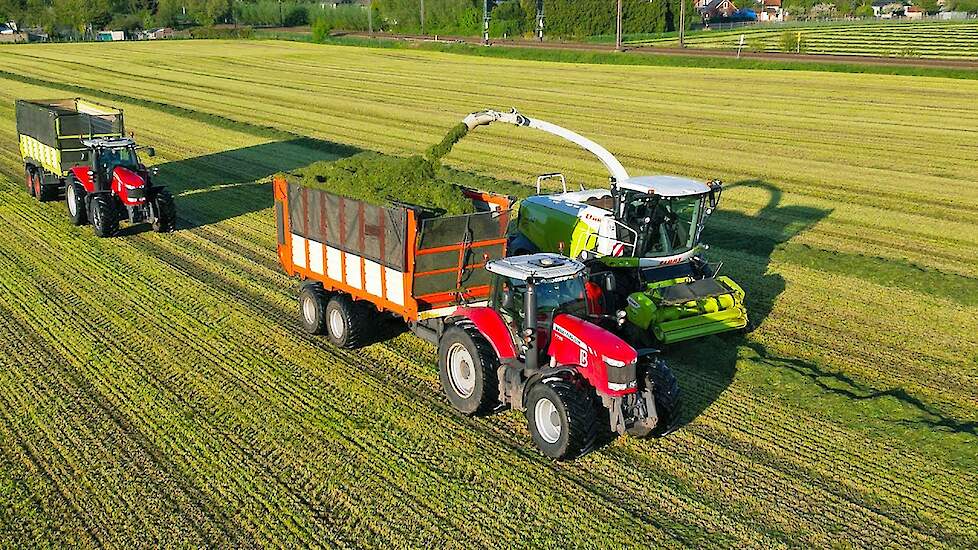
156, 138, 360, 229
667, 180, 832, 427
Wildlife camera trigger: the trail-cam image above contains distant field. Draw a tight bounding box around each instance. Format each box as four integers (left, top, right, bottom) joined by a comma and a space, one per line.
637, 19, 978, 58
0, 40, 975, 547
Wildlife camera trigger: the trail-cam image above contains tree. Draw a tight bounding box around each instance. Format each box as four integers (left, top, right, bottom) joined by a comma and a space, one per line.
854, 2, 874, 16
490, 0, 528, 37
154, 0, 180, 26
913, 0, 939, 13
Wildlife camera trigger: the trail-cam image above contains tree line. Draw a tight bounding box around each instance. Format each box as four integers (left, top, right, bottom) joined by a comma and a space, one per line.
0, 0, 696, 39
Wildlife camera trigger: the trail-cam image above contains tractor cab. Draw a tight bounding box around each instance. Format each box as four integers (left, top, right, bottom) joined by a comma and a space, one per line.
82, 138, 152, 187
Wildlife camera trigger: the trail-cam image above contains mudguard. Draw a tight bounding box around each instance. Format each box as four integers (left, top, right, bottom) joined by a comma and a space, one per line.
450, 307, 517, 360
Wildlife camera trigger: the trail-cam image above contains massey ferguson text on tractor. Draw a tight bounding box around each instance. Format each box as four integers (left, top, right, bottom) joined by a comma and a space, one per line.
462, 109, 748, 345
274, 175, 680, 459
16, 98, 175, 237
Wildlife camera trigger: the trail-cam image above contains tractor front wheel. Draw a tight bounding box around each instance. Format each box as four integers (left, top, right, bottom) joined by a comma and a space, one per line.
151, 189, 176, 233
525, 378, 598, 460
629, 359, 681, 438
298, 284, 329, 335
89, 196, 119, 238
66, 179, 87, 226
324, 294, 369, 349
437, 326, 500, 416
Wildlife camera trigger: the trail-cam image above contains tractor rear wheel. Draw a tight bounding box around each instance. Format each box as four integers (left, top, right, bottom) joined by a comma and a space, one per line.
629, 359, 681, 438
525, 378, 598, 460
66, 179, 87, 226
437, 326, 500, 415
89, 195, 119, 238
151, 189, 176, 233
298, 284, 329, 335
324, 294, 369, 349
25, 166, 35, 198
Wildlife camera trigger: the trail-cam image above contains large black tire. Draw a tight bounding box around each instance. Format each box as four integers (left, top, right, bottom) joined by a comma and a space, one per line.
324, 294, 369, 349
31, 170, 58, 202
525, 377, 599, 460
631, 358, 682, 438
66, 178, 87, 226
437, 326, 500, 415
151, 189, 176, 233
89, 195, 119, 238
25, 166, 36, 198
298, 284, 329, 335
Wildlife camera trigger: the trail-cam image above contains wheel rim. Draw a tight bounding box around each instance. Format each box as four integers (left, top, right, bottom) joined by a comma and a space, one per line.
534, 397, 562, 444
67, 185, 77, 216
446, 342, 476, 398
328, 307, 345, 339
301, 295, 317, 325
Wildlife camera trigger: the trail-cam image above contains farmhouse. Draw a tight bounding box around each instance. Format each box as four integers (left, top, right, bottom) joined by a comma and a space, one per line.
701, 0, 740, 19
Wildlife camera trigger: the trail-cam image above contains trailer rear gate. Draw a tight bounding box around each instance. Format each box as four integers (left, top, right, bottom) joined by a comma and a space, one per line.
276, 176, 511, 321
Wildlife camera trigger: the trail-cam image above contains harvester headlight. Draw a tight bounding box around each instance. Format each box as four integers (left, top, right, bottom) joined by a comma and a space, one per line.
603, 356, 626, 368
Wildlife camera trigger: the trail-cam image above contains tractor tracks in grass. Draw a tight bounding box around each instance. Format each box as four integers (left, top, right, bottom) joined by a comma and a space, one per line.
156, 222, 967, 546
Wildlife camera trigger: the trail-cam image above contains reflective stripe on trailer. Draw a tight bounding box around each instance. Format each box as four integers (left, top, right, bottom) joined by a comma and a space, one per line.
292, 233, 405, 307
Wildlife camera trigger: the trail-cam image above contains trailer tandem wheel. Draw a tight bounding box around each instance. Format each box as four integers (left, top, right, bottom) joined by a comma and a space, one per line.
324, 294, 369, 349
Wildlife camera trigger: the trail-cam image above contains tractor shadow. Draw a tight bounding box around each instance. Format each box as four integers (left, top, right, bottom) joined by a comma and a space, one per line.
154, 137, 360, 230
665, 179, 833, 428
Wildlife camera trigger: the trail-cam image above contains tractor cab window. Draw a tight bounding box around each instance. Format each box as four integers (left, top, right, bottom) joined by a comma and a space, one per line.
491, 274, 589, 347
96, 147, 139, 180
622, 192, 701, 257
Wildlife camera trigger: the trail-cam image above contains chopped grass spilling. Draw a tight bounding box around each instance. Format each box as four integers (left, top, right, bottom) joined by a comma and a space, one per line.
426, 123, 470, 163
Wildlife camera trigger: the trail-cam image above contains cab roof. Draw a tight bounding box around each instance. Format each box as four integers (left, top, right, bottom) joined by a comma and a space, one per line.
486, 253, 585, 281
619, 175, 712, 197
81, 137, 135, 149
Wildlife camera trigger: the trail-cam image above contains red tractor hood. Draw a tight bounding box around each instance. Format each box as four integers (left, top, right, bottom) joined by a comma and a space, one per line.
549, 313, 637, 368
112, 166, 146, 188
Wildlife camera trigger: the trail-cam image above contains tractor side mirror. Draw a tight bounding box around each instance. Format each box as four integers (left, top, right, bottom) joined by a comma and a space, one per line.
145, 147, 156, 157
603, 273, 616, 293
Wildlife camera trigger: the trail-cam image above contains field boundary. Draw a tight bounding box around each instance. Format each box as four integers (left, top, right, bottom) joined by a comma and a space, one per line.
321, 33, 978, 80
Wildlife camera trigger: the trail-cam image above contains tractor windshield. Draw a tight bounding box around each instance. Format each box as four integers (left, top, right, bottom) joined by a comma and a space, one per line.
96, 146, 140, 177
621, 191, 703, 257
535, 276, 589, 319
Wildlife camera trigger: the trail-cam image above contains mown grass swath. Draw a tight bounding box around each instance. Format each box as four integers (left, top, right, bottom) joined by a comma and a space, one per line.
0, 40, 973, 547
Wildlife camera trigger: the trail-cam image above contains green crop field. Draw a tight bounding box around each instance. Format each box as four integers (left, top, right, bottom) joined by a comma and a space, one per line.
636, 19, 978, 58
0, 40, 975, 547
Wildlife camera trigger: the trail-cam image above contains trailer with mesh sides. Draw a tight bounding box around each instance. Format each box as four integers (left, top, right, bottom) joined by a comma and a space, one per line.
273, 174, 514, 348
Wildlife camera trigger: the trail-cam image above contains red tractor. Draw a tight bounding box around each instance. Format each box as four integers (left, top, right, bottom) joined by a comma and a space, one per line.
276, 176, 680, 459
65, 137, 176, 237
436, 253, 680, 459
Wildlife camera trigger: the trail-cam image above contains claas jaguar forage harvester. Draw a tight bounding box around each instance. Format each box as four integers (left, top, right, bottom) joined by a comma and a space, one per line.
463, 109, 748, 345
273, 174, 680, 459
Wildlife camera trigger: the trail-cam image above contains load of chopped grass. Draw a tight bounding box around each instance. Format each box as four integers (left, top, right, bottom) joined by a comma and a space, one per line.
295, 122, 531, 216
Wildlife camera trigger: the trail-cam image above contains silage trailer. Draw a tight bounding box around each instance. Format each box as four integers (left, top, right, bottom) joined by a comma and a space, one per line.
274, 175, 681, 459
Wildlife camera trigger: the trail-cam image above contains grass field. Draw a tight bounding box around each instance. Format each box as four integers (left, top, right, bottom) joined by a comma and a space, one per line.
637, 19, 978, 58
0, 39, 975, 547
